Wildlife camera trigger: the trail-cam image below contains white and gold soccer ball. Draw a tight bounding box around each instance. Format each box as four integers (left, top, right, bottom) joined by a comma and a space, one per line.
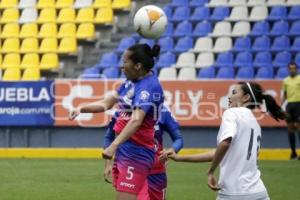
133, 5, 168, 39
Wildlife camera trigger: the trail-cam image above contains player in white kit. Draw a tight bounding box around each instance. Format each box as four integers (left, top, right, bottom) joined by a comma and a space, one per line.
169, 82, 286, 200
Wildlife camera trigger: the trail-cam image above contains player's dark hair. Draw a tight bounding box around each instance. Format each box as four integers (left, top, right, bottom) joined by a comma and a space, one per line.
238, 82, 286, 121
288, 62, 297, 68
128, 43, 160, 71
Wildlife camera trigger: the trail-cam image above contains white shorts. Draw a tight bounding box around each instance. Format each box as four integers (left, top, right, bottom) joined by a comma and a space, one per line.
217, 191, 270, 200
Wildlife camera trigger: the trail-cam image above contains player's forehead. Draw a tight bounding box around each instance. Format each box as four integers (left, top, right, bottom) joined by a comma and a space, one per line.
231, 84, 243, 93
123, 50, 132, 60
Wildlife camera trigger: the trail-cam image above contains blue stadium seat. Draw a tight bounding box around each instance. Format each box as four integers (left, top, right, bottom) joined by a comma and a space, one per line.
232, 36, 251, 52
190, 7, 210, 22
291, 37, 300, 51
102, 67, 119, 79
170, 0, 189, 7
216, 67, 234, 79
215, 52, 234, 68
162, 23, 174, 37
273, 51, 291, 68
253, 51, 272, 68
288, 6, 300, 20
210, 7, 230, 21
289, 20, 300, 36
271, 36, 290, 51
158, 37, 174, 53
275, 67, 289, 79
81, 67, 100, 79
192, 21, 212, 38
98, 52, 119, 68
269, 20, 289, 36
155, 51, 176, 68
173, 36, 193, 53
236, 67, 254, 79
234, 51, 253, 68
173, 21, 192, 37
252, 36, 271, 52
163, 6, 172, 21
190, 0, 208, 7
197, 67, 215, 79
249, 21, 270, 36
115, 37, 135, 53
267, 6, 287, 21
171, 6, 190, 22
139, 38, 154, 47
256, 67, 274, 79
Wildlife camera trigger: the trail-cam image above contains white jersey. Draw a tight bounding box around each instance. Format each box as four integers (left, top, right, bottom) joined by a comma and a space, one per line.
217, 107, 267, 196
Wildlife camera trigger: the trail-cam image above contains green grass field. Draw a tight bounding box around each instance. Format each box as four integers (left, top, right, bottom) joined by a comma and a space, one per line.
0, 159, 299, 200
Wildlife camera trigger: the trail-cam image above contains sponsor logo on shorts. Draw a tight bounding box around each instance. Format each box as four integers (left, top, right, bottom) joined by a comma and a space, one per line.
120, 182, 135, 189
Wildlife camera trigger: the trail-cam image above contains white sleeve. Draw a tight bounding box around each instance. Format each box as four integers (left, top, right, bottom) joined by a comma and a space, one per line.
217, 109, 237, 144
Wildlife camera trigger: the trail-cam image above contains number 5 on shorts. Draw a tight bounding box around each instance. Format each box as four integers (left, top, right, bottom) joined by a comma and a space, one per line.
126, 166, 134, 180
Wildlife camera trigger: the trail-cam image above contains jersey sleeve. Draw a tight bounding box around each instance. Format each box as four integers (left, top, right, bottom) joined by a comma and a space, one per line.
133, 87, 161, 114
117, 82, 126, 95
217, 109, 238, 144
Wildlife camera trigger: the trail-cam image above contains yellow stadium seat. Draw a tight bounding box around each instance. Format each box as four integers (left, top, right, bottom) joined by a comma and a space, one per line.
39, 38, 58, 53
57, 8, 76, 24
0, 0, 18, 9
38, 23, 57, 38
93, 0, 111, 8
22, 68, 41, 80
76, 23, 95, 40
20, 53, 40, 69
1, 38, 20, 53
94, 7, 114, 24
57, 23, 76, 38
58, 37, 77, 54
36, 0, 56, 9
37, 8, 56, 24
76, 8, 94, 23
3, 68, 21, 81
1, 53, 21, 69
0, 54, 2, 66
112, 0, 131, 10
1, 23, 19, 38
19, 23, 38, 38
20, 38, 39, 53
56, 0, 74, 8
40, 53, 59, 70
0, 8, 19, 24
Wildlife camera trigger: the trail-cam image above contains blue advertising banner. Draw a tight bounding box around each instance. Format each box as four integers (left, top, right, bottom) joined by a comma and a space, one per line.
0, 81, 54, 126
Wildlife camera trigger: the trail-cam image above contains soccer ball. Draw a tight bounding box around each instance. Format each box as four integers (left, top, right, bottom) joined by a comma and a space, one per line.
133, 5, 168, 39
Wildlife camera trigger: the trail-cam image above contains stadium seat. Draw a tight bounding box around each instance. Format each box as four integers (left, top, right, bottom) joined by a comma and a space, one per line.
193, 37, 213, 52
173, 21, 192, 38
210, 21, 231, 37
112, 0, 131, 10
0, 8, 19, 24
22, 68, 40, 80
234, 51, 253, 68
226, 6, 248, 21
287, 0, 300, 6
236, 67, 254, 79
20, 53, 39, 69
20, 38, 39, 53
94, 7, 114, 24
0, 0, 18, 9
76, 8, 94, 23
76, 23, 95, 40
228, 0, 247, 6
1, 23, 19, 38
102, 67, 119, 79
267, 6, 287, 21
57, 8, 76, 23
289, 20, 300, 36
58, 38, 78, 54
178, 68, 196, 80
57, 23, 76, 38
192, 21, 212, 38
115, 37, 135, 54
2, 68, 21, 81
39, 38, 58, 53
271, 36, 290, 51
170, 0, 189, 7
231, 21, 250, 36
158, 37, 174, 53
98, 52, 119, 68
195, 52, 214, 68
249, 21, 270, 36
247, 0, 266, 6
74, 0, 93, 8
1, 53, 21, 69
197, 67, 215, 79
267, 0, 285, 6
215, 52, 234, 68
93, 0, 111, 8
1, 38, 20, 53
139, 38, 155, 47
173, 37, 193, 53
288, 6, 300, 20
253, 51, 272, 68
291, 37, 300, 51
249, 6, 268, 21
213, 37, 232, 52
190, 0, 208, 7
56, 0, 74, 9
190, 7, 210, 22
269, 20, 289, 36
20, 23, 38, 38
158, 67, 177, 80
272, 51, 291, 68
207, 0, 228, 7
37, 8, 56, 24
81, 67, 100, 79
171, 6, 190, 22
19, 8, 37, 24
162, 23, 174, 37
256, 67, 274, 79
155, 52, 176, 68
163, 6, 172, 20
39, 53, 59, 70
275, 67, 289, 79
216, 67, 234, 79
232, 36, 251, 52
252, 36, 271, 52
210, 7, 230, 21
38, 23, 57, 38
176, 52, 196, 67
36, 0, 55, 8
295, 53, 300, 66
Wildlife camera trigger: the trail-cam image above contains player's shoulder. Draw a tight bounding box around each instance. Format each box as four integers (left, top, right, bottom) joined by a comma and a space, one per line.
223, 107, 249, 117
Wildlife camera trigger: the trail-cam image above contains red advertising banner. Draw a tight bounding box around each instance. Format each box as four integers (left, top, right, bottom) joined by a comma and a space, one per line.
55, 80, 285, 127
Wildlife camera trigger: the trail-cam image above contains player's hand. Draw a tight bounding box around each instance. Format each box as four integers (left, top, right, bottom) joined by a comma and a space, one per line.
167, 151, 179, 161
207, 173, 220, 191
159, 148, 175, 163
102, 144, 117, 160
68, 108, 80, 120
103, 160, 113, 184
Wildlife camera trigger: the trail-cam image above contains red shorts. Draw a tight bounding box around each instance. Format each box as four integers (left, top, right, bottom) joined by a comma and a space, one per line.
137, 179, 166, 200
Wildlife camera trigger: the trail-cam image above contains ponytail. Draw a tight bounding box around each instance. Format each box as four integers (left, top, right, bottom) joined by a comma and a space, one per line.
262, 94, 286, 121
